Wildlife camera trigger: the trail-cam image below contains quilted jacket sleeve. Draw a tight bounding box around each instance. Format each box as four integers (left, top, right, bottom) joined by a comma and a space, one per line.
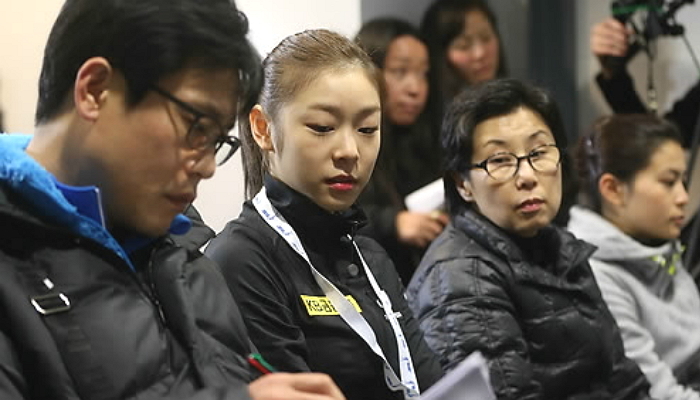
408, 256, 542, 400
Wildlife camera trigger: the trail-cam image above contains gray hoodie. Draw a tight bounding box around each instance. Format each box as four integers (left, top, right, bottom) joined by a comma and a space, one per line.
568, 205, 700, 400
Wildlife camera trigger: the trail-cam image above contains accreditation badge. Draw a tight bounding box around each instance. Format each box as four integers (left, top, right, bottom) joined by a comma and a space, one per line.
301, 295, 362, 316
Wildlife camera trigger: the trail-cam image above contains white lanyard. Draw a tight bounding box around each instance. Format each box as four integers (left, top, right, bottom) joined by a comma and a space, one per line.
253, 188, 420, 399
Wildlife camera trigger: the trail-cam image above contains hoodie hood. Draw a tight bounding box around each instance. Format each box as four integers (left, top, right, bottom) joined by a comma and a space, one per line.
568, 205, 682, 298
567, 205, 675, 260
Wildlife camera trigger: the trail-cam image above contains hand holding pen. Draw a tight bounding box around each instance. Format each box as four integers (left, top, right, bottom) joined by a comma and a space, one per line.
247, 353, 346, 400
248, 353, 278, 375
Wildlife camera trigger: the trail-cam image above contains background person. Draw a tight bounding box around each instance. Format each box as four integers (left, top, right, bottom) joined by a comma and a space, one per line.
407, 78, 652, 399
0, 0, 345, 399
420, 0, 507, 110
590, 17, 700, 148
569, 114, 700, 400
591, 15, 700, 274
355, 18, 447, 285
205, 29, 443, 400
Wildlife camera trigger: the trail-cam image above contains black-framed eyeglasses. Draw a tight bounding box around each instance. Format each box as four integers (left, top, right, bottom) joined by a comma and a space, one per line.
150, 85, 240, 166
470, 144, 561, 182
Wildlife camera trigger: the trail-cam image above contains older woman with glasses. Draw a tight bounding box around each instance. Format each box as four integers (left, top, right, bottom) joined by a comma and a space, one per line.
406, 78, 653, 399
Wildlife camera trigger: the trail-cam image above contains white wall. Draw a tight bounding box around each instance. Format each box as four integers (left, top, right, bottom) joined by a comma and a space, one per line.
0, 0, 361, 235
0, 0, 63, 134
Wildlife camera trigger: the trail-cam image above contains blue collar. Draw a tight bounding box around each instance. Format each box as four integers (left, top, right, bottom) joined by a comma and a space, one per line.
52, 178, 107, 228
0, 133, 192, 270
52, 177, 193, 255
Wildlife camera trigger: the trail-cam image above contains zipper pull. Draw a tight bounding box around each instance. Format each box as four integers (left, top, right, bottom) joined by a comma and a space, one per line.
147, 246, 167, 325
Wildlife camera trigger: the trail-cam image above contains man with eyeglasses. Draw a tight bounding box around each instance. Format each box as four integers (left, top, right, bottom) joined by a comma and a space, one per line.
0, 0, 345, 399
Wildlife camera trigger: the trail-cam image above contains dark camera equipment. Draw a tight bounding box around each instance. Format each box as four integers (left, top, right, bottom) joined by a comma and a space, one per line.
605, 0, 694, 72
603, 0, 697, 113
612, 0, 692, 38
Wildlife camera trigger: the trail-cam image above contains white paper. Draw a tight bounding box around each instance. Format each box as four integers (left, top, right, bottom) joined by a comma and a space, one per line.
404, 178, 444, 213
419, 352, 496, 400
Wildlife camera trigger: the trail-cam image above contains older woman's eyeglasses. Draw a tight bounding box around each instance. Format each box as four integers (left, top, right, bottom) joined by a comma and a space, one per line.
150, 86, 240, 166
470, 144, 561, 182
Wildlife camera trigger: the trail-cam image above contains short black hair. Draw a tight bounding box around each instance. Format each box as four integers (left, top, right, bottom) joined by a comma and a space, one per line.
36, 0, 261, 125
441, 78, 567, 216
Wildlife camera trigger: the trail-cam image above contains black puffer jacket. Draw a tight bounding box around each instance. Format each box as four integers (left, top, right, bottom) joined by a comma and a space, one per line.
206, 176, 443, 400
406, 209, 652, 400
0, 182, 254, 400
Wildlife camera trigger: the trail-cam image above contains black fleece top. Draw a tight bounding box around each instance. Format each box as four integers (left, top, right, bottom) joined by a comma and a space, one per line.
205, 176, 443, 400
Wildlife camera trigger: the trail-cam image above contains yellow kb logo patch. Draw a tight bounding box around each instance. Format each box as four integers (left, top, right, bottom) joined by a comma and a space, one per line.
301, 295, 362, 316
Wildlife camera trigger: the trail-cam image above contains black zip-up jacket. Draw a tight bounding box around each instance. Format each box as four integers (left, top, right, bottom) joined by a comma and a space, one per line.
0, 182, 255, 400
406, 209, 653, 400
205, 176, 443, 400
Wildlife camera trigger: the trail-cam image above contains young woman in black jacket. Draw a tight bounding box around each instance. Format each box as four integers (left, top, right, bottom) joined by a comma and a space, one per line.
406, 78, 653, 399
354, 18, 447, 286
205, 29, 443, 400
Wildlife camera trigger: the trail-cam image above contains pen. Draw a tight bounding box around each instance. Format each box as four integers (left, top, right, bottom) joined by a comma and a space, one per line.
247, 353, 277, 374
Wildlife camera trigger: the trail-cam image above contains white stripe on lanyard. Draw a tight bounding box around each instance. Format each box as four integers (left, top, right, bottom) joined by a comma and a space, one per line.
253, 188, 420, 399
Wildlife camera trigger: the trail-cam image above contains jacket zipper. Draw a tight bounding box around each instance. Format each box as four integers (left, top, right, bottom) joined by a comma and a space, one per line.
73, 233, 168, 329
347, 220, 361, 263
85, 235, 174, 370
146, 247, 167, 327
